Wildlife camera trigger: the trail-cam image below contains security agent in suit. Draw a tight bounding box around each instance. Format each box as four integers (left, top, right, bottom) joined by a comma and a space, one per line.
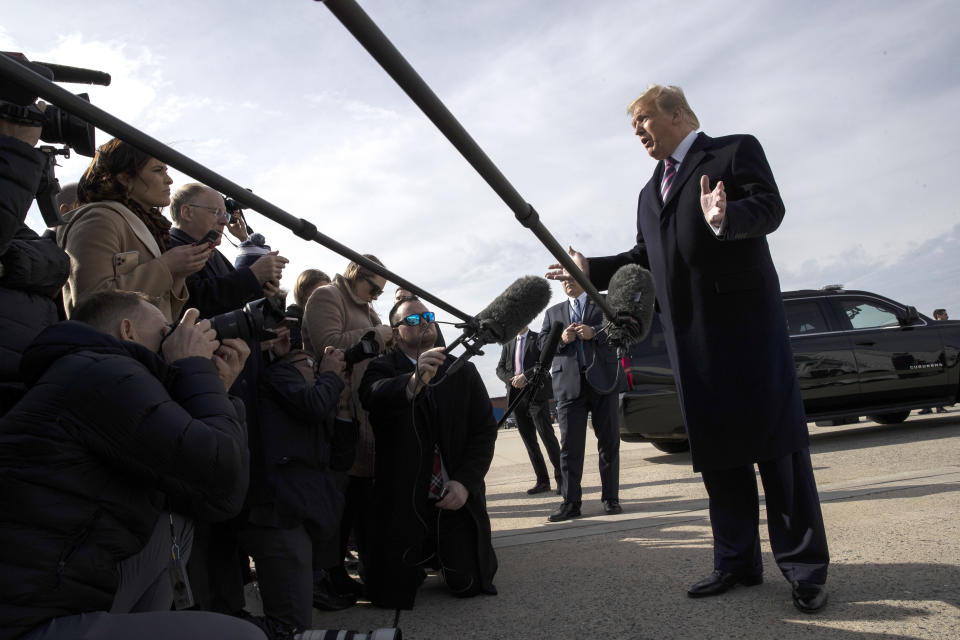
496, 326, 562, 495
549, 85, 829, 613
539, 256, 623, 522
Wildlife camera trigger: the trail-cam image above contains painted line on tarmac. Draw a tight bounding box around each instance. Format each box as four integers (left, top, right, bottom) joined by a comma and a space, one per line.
491, 466, 960, 549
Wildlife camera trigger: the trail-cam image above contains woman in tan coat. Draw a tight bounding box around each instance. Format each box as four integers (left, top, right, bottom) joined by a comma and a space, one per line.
58, 139, 211, 321
302, 255, 392, 595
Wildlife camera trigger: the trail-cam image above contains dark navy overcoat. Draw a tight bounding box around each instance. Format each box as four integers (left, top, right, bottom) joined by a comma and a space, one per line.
590, 132, 809, 471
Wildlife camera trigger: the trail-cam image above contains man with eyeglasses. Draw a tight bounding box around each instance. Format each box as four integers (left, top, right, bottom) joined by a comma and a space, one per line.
168, 183, 291, 616
358, 297, 498, 609
168, 183, 289, 319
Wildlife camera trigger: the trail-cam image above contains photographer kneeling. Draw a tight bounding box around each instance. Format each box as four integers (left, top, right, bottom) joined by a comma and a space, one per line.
358, 297, 498, 609
0, 291, 264, 640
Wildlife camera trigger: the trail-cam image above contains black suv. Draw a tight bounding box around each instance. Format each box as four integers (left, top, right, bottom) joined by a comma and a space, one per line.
619, 287, 960, 452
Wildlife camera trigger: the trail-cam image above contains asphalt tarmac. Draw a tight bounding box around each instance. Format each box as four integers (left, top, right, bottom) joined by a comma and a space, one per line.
294, 409, 960, 639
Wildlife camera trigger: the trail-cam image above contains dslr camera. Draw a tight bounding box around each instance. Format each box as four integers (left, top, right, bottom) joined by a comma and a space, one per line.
208, 296, 290, 342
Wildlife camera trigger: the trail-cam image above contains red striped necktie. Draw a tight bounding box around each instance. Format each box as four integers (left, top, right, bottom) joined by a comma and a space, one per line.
428, 444, 444, 499
661, 156, 678, 201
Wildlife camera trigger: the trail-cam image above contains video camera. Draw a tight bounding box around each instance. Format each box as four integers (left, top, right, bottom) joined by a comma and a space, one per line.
0, 52, 109, 227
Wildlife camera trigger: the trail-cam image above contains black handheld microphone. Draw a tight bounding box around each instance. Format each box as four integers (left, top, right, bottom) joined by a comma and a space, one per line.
603, 264, 656, 356
443, 276, 551, 377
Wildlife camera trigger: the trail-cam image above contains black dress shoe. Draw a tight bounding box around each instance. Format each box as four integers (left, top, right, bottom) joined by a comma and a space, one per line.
312, 571, 357, 610
547, 501, 582, 522
602, 499, 623, 515
526, 481, 551, 495
792, 581, 828, 613
687, 570, 763, 598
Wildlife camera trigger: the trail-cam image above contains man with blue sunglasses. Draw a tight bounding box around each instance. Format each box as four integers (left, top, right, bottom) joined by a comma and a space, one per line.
359, 297, 498, 609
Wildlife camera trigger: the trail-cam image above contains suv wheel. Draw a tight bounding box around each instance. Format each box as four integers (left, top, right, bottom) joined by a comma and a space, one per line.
651, 440, 690, 453
867, 410, 911, 425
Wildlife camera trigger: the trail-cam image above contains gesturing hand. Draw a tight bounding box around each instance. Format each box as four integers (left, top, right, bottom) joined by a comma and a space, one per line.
561, 324, 579, 345
700, 175, 726, 229
545, 245, 589, 282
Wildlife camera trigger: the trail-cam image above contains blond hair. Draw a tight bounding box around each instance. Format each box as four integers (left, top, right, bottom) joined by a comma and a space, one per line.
627, 84, 699, 129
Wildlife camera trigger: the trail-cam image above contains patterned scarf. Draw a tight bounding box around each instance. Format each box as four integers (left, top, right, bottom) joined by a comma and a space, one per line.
126, 201, 172, 252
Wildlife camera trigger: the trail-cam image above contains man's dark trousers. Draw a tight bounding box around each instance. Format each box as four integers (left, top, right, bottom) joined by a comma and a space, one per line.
513, 392, 561, 487
556, 375, 619, 503
701, 448, 829, 584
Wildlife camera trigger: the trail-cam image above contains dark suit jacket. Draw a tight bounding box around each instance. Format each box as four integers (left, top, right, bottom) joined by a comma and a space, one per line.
495, 330, 552, 402
169, 227, 263, 320
589, 132, 808, 471
538, 297, 622, 403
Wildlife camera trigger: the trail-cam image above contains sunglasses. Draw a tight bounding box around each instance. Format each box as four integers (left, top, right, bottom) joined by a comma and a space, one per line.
393, 311, 436, 327
362, 276, 383, 298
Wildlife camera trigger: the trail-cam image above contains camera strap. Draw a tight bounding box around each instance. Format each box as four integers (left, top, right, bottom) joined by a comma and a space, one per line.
168, 513, 195, 610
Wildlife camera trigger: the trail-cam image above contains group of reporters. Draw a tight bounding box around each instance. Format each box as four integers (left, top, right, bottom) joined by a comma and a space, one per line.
1, 114, 496, 640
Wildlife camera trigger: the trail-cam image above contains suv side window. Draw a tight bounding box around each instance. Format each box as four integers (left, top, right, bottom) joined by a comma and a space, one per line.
837, 298, 901, 329
785, 300, 830, 336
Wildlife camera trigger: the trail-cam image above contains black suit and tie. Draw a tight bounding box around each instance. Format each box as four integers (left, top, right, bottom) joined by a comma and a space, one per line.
539, 295, 623, 509
589, 129, 829, 594
496, 329, 561, 491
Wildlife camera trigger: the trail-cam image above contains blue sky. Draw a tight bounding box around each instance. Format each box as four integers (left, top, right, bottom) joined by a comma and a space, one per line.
4, 1, 958, 395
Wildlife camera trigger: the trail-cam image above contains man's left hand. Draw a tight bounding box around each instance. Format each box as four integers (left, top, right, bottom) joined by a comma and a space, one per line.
510, 373, 528, 389
435, 480, 468, 510
700, 175, 726, 229
575, 324, 595, 340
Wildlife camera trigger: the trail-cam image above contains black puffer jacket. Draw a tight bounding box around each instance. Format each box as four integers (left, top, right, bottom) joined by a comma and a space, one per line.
0, 321, 249, 639
0, 134, 70, 415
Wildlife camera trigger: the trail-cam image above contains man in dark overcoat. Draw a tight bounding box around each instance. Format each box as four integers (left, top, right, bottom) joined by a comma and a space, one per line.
496, 325, 562, 495
548, 84, 829, 613
359, 297, 498, 610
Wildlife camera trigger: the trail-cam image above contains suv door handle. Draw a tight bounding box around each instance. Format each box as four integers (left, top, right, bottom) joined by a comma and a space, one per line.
855, 341, 876, 346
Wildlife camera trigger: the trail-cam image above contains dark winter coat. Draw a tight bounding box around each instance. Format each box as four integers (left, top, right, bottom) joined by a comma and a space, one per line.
246, 353, 353, 538
168, 227, 263, 320
0, 322, 249, 639
0, 134, 70, 415
589, 132, 808, 472
359, 350, 498, 608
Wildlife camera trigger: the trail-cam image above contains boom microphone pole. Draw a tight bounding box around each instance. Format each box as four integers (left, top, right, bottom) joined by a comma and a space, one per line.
316, 0, 616, 322
0, 51, 472, 323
